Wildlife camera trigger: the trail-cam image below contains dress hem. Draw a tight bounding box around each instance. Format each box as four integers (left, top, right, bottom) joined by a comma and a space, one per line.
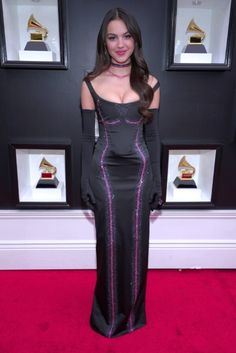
90, 321, 147, 338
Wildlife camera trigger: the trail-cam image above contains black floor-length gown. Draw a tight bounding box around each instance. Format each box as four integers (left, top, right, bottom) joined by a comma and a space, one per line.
83, 78, 160, 338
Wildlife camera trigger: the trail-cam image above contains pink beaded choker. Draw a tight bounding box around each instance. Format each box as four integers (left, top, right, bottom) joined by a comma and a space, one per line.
108, 69, 130, 79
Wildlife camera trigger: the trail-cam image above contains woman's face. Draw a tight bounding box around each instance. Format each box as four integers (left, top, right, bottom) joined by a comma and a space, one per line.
105, 19, 135, 64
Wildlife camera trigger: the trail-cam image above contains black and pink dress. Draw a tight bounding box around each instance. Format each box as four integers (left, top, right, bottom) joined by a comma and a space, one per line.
82, 78, 161, 338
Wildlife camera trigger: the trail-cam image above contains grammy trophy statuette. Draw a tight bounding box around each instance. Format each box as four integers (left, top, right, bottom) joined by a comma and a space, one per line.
173, 156, 197, 188
183, 19, 207, 54
24, 14, 50, 51
36, 157, 59, 188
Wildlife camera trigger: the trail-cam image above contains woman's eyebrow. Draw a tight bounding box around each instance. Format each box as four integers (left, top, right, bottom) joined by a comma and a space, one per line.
106, 31, 130, 36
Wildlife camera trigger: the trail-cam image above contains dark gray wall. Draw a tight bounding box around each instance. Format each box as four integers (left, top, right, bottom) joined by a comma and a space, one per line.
0, 0, 235, 209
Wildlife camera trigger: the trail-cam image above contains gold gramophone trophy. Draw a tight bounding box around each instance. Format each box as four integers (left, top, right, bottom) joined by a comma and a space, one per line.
173, 156, 197, 188
183, 19, 207, 53
24, 14, 50, 51
36, 157, 59, 188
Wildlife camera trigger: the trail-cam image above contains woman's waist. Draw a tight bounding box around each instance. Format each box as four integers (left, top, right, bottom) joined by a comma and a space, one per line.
96, 140, 147, 151
93, 144, 150, 163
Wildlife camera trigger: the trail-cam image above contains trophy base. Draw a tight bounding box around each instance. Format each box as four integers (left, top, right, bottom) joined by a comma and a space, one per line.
19, 50, 53, 61
184, 44, 207, 54
24, 41, 49, 51
174, 177, 197, 189
36, 177, 59, 188
176, 53, 212, 64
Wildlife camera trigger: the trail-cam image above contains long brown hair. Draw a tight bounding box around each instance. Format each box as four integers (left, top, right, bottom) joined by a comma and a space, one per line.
86, 8, 154, 120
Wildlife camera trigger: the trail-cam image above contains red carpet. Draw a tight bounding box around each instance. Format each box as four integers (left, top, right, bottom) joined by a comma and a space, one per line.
0, 269, 236, 353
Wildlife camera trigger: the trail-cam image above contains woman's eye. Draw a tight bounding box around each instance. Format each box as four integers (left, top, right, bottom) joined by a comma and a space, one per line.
107, 36, 116, 41
124, 34, 132, 39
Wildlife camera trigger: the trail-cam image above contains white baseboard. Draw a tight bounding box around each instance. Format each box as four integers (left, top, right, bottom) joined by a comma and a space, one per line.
0, 209, 236, 269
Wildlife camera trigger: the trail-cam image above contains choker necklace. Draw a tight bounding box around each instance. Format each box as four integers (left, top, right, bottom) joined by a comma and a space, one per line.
108, 69, 130, 79
111, 62, 131, 68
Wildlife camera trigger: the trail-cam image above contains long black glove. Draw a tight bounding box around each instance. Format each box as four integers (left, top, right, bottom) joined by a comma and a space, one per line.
143, 108, 163, 210
80, 109, 96, 211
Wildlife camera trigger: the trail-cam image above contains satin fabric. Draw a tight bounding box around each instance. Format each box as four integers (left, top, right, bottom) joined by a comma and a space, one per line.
83, 78, 159, 338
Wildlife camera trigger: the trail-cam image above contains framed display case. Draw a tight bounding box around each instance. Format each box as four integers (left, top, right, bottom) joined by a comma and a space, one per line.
165, 0, 233, 70
9, 142, 72, 208
0, 0, 67, 69
162, 143, 222, 208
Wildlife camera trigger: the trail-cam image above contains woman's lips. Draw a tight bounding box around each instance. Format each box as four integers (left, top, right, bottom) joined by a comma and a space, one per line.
116, 50, 127, 56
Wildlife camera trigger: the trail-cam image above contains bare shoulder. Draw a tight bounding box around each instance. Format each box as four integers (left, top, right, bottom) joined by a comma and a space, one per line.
147, 74, 159, 89
148, 74, 160, 109
90, 72, 107, 89
80, 79, 95, 109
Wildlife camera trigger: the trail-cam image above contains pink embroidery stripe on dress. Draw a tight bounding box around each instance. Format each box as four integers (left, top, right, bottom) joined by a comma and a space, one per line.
103, 119, 121, 125
129, 126, 147, 331
125, 118, 143, 125
97, 99, 116, 338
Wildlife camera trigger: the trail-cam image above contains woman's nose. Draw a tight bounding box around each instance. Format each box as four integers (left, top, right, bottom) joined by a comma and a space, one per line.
117, 37, 124, 48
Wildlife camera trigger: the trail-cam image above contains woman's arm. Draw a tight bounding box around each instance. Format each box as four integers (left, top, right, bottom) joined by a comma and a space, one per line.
144, 76, 162, 210
81, 80, 95, 110
80, 80, 96, 210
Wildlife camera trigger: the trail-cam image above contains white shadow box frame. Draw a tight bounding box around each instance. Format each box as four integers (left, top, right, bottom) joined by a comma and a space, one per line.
162, 143, 222, 208
165, 0, 234, 70
9, 142, 72, 208
0, 0, 67, 69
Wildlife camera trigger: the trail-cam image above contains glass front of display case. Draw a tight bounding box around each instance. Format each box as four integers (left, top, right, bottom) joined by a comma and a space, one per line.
162, 144, 222, 208
166, 0, 233, 70
0, 0, 67, 68
9, 143, 72, 208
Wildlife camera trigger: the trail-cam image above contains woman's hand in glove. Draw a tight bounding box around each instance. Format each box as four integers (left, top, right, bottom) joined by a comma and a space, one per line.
149, 184, 163, 211
81, 180, 96, 211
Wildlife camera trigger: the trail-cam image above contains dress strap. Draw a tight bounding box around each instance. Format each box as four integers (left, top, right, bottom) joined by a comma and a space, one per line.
83, 77, 97, 100
153, 80, 160, 92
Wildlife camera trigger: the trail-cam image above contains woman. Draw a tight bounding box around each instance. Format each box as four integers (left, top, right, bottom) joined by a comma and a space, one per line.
80, 7, 162, 338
